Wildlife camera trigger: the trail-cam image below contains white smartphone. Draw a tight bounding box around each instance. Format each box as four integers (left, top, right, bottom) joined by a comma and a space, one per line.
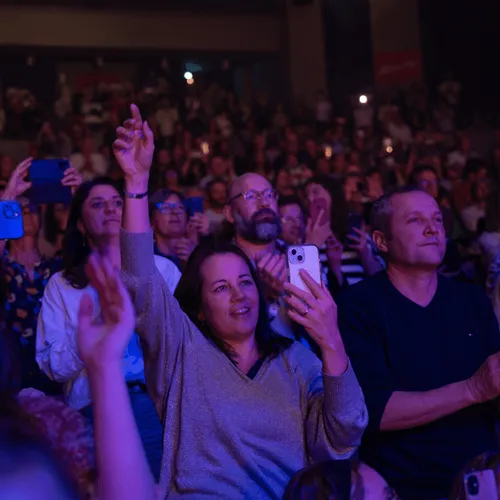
287, 244, 321, 293
464, 470, 497, 499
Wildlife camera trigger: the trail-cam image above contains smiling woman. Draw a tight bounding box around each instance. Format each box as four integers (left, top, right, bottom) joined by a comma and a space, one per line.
111, 104, 368, 499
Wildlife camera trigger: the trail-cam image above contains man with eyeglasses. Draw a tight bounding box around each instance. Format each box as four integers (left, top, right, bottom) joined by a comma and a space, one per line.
224, 173, 296, 339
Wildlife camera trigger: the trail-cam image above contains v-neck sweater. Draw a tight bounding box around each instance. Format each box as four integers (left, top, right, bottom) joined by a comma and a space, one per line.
121, 230, 368, 500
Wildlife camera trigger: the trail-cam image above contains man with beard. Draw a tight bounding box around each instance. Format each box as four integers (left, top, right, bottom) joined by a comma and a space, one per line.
205, 178, 228, 236
224, 173, 299, 340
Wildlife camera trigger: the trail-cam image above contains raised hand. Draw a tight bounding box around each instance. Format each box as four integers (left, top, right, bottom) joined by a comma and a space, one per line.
305, 209, 331, 248
1, 157, 32, 200
347, 224, 370, 260
113, 104, 155, 180
284, 270, 348, 375
76, 253, 135, 371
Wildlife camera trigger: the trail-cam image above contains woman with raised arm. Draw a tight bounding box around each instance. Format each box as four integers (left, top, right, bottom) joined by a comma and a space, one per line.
114, 104, 368, 499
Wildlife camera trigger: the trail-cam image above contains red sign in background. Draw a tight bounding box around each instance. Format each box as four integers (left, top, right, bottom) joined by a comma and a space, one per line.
374, 50, 423, 85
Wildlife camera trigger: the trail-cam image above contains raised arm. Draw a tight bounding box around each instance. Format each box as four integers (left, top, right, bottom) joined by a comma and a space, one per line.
113, 104, 196, 418
283, 272, 368, 459
78, 255, 156, 500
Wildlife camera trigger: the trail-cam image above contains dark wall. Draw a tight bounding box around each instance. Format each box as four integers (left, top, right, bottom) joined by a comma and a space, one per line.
420, 0, 500, 111
323, 0, 373, 113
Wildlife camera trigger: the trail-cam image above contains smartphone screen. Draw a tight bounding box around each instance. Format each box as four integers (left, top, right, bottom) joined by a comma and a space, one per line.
28, 159, 71, 204
187, 196, 204, 216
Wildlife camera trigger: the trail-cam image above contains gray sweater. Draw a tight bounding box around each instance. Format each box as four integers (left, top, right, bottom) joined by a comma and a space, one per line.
121, 230, 368, 500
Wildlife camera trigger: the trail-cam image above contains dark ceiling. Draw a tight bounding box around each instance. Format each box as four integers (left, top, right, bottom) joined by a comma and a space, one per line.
0, 0, 286, 14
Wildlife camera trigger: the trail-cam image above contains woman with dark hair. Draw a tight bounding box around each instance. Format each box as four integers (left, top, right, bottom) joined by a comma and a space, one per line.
283, 460, 399, 500
112, 105, 367, 498
36, 176, 181, 479
304, 175, 384, 288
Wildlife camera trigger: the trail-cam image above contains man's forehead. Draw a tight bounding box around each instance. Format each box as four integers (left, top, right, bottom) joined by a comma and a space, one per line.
392, 191, 440, 213
231, 174, 271, 197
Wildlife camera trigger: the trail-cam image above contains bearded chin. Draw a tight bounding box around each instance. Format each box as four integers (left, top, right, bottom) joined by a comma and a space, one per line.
234, 211, 282, 243
255, 222, 281, 242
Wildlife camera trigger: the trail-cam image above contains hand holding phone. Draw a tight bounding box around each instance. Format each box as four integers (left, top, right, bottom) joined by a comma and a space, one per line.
0, 201, 24, 240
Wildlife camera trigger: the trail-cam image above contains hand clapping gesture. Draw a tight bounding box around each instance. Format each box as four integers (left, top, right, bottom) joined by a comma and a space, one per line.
113, 104, 155, 179
76, 253, 135, 370
284, 270, 348, 376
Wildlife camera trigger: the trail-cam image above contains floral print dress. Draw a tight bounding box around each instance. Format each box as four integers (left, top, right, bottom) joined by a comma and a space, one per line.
2, 250, 63, 393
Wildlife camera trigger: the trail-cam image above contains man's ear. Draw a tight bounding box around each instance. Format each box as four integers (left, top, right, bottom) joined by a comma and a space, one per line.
198, 312, 205, 324
223, 204, 235, 224
372, 230, 388, 254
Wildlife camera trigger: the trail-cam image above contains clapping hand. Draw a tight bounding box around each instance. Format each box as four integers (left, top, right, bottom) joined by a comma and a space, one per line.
1, 157, 32, 200
113, 104, 155, 179
284, 270, 348, 376
255, 251, 287, 302
76, 253, 135, 370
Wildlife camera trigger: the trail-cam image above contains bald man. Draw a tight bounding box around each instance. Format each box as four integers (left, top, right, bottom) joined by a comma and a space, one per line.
224, 173, 300, 341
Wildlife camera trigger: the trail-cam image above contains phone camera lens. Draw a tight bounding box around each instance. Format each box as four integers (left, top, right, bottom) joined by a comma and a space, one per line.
467, 475, 479, 495
291, 249, 297, 255
298, 255, 303, 262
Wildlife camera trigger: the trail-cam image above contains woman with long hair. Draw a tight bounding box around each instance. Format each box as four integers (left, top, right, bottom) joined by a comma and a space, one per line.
36, 176, 181, 480
112, 105, 367, 498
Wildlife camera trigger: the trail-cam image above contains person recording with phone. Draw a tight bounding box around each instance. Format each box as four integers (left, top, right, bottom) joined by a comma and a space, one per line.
111, 104, 367, 499
150, 188, 210, 270
0, 158, 82, 393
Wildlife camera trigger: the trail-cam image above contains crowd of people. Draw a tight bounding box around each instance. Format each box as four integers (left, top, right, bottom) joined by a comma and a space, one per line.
1, 71, 500, 500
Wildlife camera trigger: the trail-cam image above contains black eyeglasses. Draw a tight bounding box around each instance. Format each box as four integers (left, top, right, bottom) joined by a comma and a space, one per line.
229, 188, 278, 204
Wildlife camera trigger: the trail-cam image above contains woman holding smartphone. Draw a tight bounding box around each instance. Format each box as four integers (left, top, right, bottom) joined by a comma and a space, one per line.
111, 105, 367, 499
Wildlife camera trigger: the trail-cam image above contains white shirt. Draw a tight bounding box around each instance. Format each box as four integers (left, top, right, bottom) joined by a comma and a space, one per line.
69, 152, 109, 182
36, 255, 181, 410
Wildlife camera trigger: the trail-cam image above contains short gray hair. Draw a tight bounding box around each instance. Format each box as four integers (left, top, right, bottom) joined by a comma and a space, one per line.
371, 186, 423, 238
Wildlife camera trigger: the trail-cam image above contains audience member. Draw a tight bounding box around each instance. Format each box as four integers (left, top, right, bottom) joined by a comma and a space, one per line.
112, 105, 367, 498
36, 177, 181, 479
338, 187, 500, 499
